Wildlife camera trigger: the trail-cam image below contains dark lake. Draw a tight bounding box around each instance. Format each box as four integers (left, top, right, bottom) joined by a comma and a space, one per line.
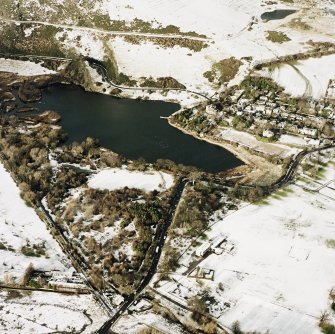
261, 9, 296, 21
30, 84, 242, 173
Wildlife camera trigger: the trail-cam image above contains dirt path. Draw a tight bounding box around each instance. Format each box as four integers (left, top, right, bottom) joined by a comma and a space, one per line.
288, 63, 312, 97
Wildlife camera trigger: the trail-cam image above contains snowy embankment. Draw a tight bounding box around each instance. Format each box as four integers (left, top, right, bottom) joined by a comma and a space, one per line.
0, 58, 56, 76
87, 168, 174, 192
220, 128, 300, 158
114, 310, 185, 334
0, 162, 72, 281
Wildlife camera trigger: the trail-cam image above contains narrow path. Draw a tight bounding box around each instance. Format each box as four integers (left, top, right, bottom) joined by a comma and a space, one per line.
0, 18, 210, 42
149, 287, 231, 334
288, 63, 312, 97
0, 154, 111, 317
0, 52, 212, 101
313, 178, 335, 192
0, 284, 89, 294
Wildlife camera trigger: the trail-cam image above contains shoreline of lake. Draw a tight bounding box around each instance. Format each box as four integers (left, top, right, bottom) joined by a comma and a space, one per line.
28, 83, 243, 173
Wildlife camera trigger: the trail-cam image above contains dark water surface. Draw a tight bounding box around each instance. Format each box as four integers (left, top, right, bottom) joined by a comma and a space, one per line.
261, 9, 296, 21
35, 84, 241, 173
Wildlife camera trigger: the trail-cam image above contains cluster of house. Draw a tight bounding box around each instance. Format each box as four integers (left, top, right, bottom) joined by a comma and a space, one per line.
103, 290, 124, 307
205, 87, 335, 143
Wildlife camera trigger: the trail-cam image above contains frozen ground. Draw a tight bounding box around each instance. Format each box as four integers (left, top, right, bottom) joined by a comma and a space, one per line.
0, 162, 72, 282
0, 290, 108, 333
114, 309, 185, 334
87, 167, 174, 192
155, 158, 335, 334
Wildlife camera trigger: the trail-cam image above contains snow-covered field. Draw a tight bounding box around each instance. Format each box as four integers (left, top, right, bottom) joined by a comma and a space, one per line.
100, 0, 335, 97
88, 167, 174, 192
278, 134, 309, 147
260, 55, 335, 99
0, 162, 72, 282
110, 36, 216, 93
56, 29, 105, 61
155, 160, 335, 334
0, 290, 108, 333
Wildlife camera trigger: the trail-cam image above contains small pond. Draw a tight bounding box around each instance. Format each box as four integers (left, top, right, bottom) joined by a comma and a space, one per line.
261, 9, 297, 21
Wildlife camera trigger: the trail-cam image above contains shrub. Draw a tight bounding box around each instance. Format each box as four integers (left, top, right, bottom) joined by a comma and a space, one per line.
266, 31, 291, 43
321, 323, 335, 334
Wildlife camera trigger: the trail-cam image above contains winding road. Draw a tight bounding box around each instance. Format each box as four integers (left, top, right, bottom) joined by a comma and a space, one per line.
272, 144, 334, 190
86, 58, 212, 100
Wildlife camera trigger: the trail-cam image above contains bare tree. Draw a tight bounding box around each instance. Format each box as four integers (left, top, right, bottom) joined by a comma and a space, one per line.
319, 310, 330, 325
21, 263, 34, 287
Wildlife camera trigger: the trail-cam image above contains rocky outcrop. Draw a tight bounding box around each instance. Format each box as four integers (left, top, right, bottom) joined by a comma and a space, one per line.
60, 58, 94, 91
0, 91, 15, 102
18, 107, 38, 113
20, 110, 61, 124
18, 82, 42, 102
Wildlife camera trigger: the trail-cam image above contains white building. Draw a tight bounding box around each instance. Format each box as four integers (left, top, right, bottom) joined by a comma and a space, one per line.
263, 129, 275, 138
298, 127, 318, 138
196, 242, 211, 257
206, 105, 218, 115
231, 89, 245, 103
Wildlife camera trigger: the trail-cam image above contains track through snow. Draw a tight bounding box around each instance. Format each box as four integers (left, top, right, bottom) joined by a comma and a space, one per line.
289, 63, 313, 98
262, 54, 335, 99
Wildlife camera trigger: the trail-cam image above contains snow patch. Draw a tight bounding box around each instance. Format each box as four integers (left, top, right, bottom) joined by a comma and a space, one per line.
87, 168, 174, 192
